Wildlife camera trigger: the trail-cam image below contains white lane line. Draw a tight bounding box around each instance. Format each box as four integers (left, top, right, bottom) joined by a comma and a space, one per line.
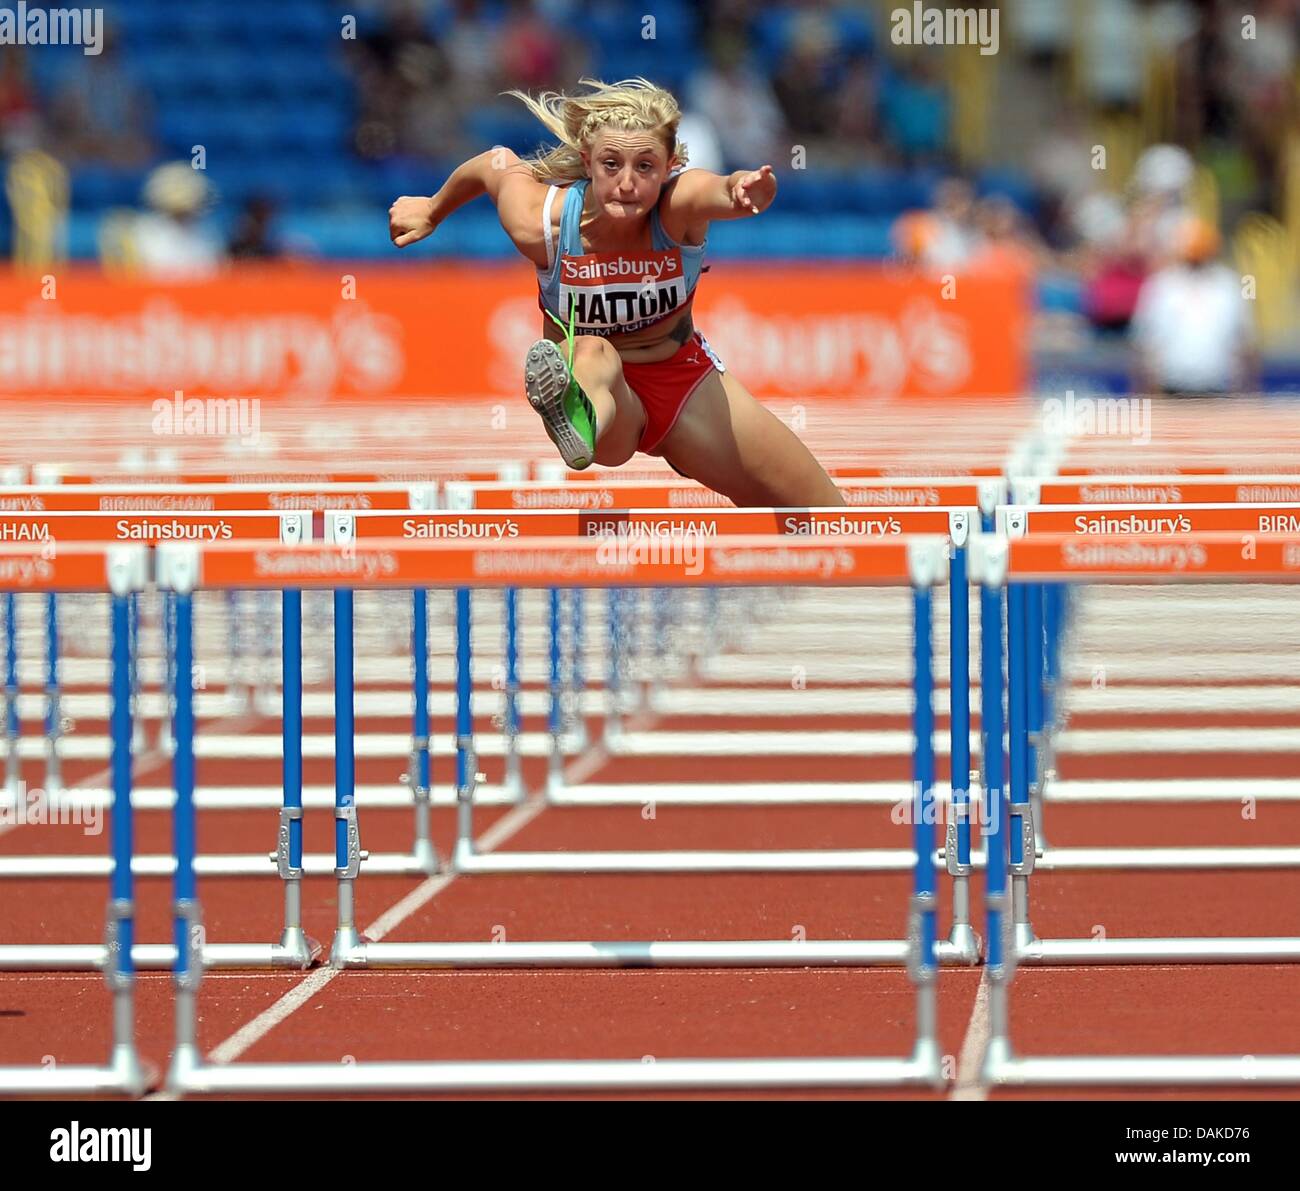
949, 968, 991, 1102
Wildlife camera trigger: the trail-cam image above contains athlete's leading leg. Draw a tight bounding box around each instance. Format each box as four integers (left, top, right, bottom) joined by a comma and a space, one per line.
525, 334, 645, 468
657, 370, 845, 507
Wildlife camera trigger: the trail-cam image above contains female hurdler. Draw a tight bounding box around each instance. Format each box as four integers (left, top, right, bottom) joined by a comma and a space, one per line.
390, 77, 843, 507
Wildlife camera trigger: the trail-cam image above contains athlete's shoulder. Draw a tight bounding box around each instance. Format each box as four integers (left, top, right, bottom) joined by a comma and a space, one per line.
494, 160, 560, 270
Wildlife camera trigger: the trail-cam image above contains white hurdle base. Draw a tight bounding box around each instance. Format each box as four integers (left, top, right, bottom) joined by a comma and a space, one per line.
986, 1054, 1300, 1087
453, 847, 914, 874
341, 938, 979, 968
0, 851, 438, 879
1032, 846, 1300, 871
0, 940, 319, 971
1017, 937, 1300, 964
169, 1053, 943, 1094
0, 1049, 150, 1097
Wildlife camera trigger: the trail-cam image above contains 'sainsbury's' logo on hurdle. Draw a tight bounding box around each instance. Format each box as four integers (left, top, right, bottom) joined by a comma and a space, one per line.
50, 1121, 151, 1171
890, 3, 999, 55
0, 3, 103, 55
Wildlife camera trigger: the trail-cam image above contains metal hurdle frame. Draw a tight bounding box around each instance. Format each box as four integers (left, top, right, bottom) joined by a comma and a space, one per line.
325, 506, 985, 968
161, 534, 948, 1094
972, 530, 1300, 1086
996, 496, 1300, 876
0, 546, 151, 1094
0, 513, 326, 973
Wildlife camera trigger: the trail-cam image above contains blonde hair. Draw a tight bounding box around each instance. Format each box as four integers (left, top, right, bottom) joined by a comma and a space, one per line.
503, 76, 688, 185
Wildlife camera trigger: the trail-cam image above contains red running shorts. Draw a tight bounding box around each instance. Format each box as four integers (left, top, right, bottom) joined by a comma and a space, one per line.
619, 331, 726, 455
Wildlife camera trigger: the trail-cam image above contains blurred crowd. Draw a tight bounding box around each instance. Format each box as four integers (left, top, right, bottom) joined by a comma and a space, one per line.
0, 0, 1293, 381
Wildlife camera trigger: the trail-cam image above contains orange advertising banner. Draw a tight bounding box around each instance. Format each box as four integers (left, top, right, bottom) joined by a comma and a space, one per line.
0, 264, 1027, 403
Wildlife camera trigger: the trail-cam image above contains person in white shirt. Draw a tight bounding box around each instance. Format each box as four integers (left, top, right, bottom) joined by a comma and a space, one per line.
1130, 216, 1256, 395
125, 161, 225, 280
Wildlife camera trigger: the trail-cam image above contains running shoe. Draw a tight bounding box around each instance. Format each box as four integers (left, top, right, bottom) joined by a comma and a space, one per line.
526, 298, 597, 470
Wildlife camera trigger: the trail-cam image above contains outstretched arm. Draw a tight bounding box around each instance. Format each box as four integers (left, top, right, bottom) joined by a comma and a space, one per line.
663, 164, 776, 226
389, 147, 539, 248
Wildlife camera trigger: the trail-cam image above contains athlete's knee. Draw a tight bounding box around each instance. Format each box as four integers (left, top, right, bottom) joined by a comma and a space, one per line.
571, 334, 621, 374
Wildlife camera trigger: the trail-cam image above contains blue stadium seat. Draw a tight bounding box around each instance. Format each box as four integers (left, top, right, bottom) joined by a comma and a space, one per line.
70, 166, 148, 212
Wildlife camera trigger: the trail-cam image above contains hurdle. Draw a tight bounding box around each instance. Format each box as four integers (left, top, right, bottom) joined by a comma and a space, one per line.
441, 476, 1001, 794
0, 513, 330, 973
324, 506, 984, 966
160, 534, 947, 1093
991, 500, 1300, 875
0, 544, 151, 1095
975, 530, 1300, 1086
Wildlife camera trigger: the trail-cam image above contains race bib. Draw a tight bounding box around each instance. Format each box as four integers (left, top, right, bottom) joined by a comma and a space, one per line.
558, 249, 687, 334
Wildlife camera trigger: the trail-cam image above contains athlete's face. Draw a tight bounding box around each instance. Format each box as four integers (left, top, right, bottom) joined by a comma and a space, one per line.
582, 130, 676, 221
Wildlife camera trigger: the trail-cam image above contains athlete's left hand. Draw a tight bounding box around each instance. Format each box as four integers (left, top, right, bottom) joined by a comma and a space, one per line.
732, 165, 776, 215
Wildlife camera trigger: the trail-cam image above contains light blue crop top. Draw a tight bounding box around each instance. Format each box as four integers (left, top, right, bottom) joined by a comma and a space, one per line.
535, 170, 709, 337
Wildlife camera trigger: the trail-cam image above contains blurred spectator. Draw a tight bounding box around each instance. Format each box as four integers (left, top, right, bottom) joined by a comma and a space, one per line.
674, 111, 724, 175
877, 52, 950, 163
499, 0, 566, 91
890, 210, 942, 268
971, 195, 1048, 280
46, 27, 153, 166
1005, 0, 1072, 72
349, 0, 457, 160
686, 32, 786, 170
1127, 142, 1196, 263
1130, 215, 1255, 394
443, 0, 502, 111
0, 46, 43, 155
228, 196, 281, 260
771, 11, 841, 142
930, 177, 979, 266
125, 162, 224, 280
831, 51, 878, 151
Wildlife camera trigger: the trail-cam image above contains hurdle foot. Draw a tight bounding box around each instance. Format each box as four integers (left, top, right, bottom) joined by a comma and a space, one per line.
980, 1034, 1014, 1085
328, 927, 370, 970
1013, 921, 1038, 951
108, 1044, 153, 1098
166, 1043, 203, 1095
907, 1037, 946, 1089
410, 838, 440, 876
945, 923, 983, 965
275, 928, 322, 970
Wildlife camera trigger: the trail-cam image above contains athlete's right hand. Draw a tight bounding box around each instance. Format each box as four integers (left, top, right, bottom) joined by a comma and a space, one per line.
389, 196, 439, 247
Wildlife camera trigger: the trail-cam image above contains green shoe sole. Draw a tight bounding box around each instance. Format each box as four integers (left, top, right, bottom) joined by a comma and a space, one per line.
524, 340, 596, 470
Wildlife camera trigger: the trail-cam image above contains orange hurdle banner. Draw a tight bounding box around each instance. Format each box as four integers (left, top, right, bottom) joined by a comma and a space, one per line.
1015, 475, 1300, 506
0, 264, 1027, 403
151, 535, 951, 592
999, 504, 1300, 536
441, 477, 1004, 514
0, 511, 309, 544
972, 532, 1300, 583
0, 543, 149, 592
0, 483, 434, 514
325, 507, 969, 545
540, 463, 1007, 483
29, 464, 528, 487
